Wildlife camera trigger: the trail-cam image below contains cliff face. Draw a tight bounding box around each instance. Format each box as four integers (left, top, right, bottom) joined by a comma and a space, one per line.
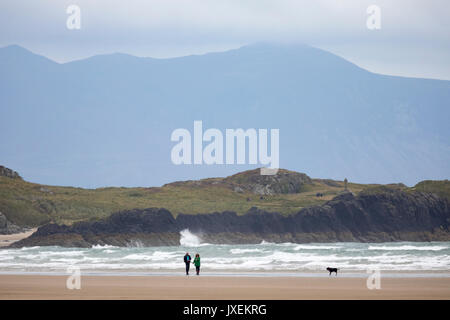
0, 212, 25, 235
12, 208, 181, 247
177, 191, 450, 243
9, 190, 450, 248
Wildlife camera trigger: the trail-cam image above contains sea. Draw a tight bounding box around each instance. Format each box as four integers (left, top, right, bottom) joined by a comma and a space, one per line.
1, 230, 449, 277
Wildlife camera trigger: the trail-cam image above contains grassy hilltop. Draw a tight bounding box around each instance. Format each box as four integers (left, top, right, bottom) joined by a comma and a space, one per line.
0, 166, 448, 227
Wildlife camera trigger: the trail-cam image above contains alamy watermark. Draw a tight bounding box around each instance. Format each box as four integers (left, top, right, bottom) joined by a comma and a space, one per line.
66, 266, 81, 290
171, 121, 279, 175
366, 268, 381, 290
366, 5, 381, 30
66, 5, 81, 30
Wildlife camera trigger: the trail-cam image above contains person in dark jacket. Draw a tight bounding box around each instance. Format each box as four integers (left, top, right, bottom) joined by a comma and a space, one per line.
194, 253, 201, 275
183, 253, 192, 275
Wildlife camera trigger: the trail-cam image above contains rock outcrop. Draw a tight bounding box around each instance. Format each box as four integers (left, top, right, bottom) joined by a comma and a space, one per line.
224, 169, 312, 195
165, 168, 313, 195
9, 189, 450, 248
0, 166, 21, 179
10, 208, 180, 247
0, 212, 25, 234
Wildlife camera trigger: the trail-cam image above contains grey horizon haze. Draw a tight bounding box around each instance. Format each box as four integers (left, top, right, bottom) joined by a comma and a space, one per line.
0, 1, 449, 188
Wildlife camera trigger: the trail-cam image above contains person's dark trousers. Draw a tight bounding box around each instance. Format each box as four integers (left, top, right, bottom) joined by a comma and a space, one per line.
196, 266, 200, 275
185, 262, 190, 275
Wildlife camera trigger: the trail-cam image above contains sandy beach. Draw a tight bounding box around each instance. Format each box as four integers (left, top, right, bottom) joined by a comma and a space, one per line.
0, 275, 449, 300
0, 229, 37, 247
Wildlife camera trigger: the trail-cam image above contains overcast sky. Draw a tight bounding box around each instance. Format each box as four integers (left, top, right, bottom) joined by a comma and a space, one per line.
1, 0, 449, 80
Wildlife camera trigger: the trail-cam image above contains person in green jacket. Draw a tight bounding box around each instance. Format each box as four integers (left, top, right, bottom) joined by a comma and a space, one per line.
194, 253, 201, 275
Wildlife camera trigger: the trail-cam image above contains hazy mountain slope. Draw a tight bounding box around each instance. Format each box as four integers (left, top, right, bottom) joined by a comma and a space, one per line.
0, 44, 449, 187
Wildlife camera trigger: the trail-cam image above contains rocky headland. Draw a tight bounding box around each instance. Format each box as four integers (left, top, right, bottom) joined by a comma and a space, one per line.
10, 189, 450, 248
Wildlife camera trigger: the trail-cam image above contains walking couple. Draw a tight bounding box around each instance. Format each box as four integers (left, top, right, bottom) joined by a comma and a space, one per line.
184, 252, 201, 275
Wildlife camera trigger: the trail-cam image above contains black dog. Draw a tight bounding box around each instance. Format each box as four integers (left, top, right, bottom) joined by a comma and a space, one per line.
326, 267, 338, 276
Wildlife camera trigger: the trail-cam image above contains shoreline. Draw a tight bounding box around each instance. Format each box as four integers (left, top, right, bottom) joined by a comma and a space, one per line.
1, 274, 449, 299
1, 270, 450, 278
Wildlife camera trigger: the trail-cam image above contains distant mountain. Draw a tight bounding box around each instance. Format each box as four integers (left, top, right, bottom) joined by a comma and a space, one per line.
0, 44, 449, 187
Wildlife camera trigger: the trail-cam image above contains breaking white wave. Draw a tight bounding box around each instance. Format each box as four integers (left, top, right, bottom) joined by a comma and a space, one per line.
230, 248, 265, 254
293, 245, 341, 251
368, 245, 447, 251
179, 229, 207, 247
126, 240, 144, 248
92, 244, 117, 249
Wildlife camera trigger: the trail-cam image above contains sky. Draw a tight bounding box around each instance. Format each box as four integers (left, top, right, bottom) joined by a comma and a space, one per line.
0, 0, 449, 79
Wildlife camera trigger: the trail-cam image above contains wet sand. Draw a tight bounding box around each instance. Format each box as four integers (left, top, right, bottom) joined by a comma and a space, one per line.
0, 275, 449, 300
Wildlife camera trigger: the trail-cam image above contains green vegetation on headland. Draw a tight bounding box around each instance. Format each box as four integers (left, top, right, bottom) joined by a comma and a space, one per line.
0, 165, 449, 227
412, 180, 450, 201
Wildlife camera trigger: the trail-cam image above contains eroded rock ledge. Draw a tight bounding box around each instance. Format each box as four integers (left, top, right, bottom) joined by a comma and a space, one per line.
0, 212, 26, 235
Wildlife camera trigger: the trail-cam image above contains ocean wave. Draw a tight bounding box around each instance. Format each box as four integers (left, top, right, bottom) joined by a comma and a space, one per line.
91, 244, 118, 249
1, 241, 449, 273
293, 245, 341, 250
122, 251, 179, 261
179, 229, 208, 247
368, 245, 448, 251
126, 240, 145, 248
230, 248, 265, 254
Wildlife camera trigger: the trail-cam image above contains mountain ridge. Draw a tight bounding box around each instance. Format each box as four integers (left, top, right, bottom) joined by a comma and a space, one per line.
5, 43, 450, 82
0, 43, 369, 71
1, 43, 449, 188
